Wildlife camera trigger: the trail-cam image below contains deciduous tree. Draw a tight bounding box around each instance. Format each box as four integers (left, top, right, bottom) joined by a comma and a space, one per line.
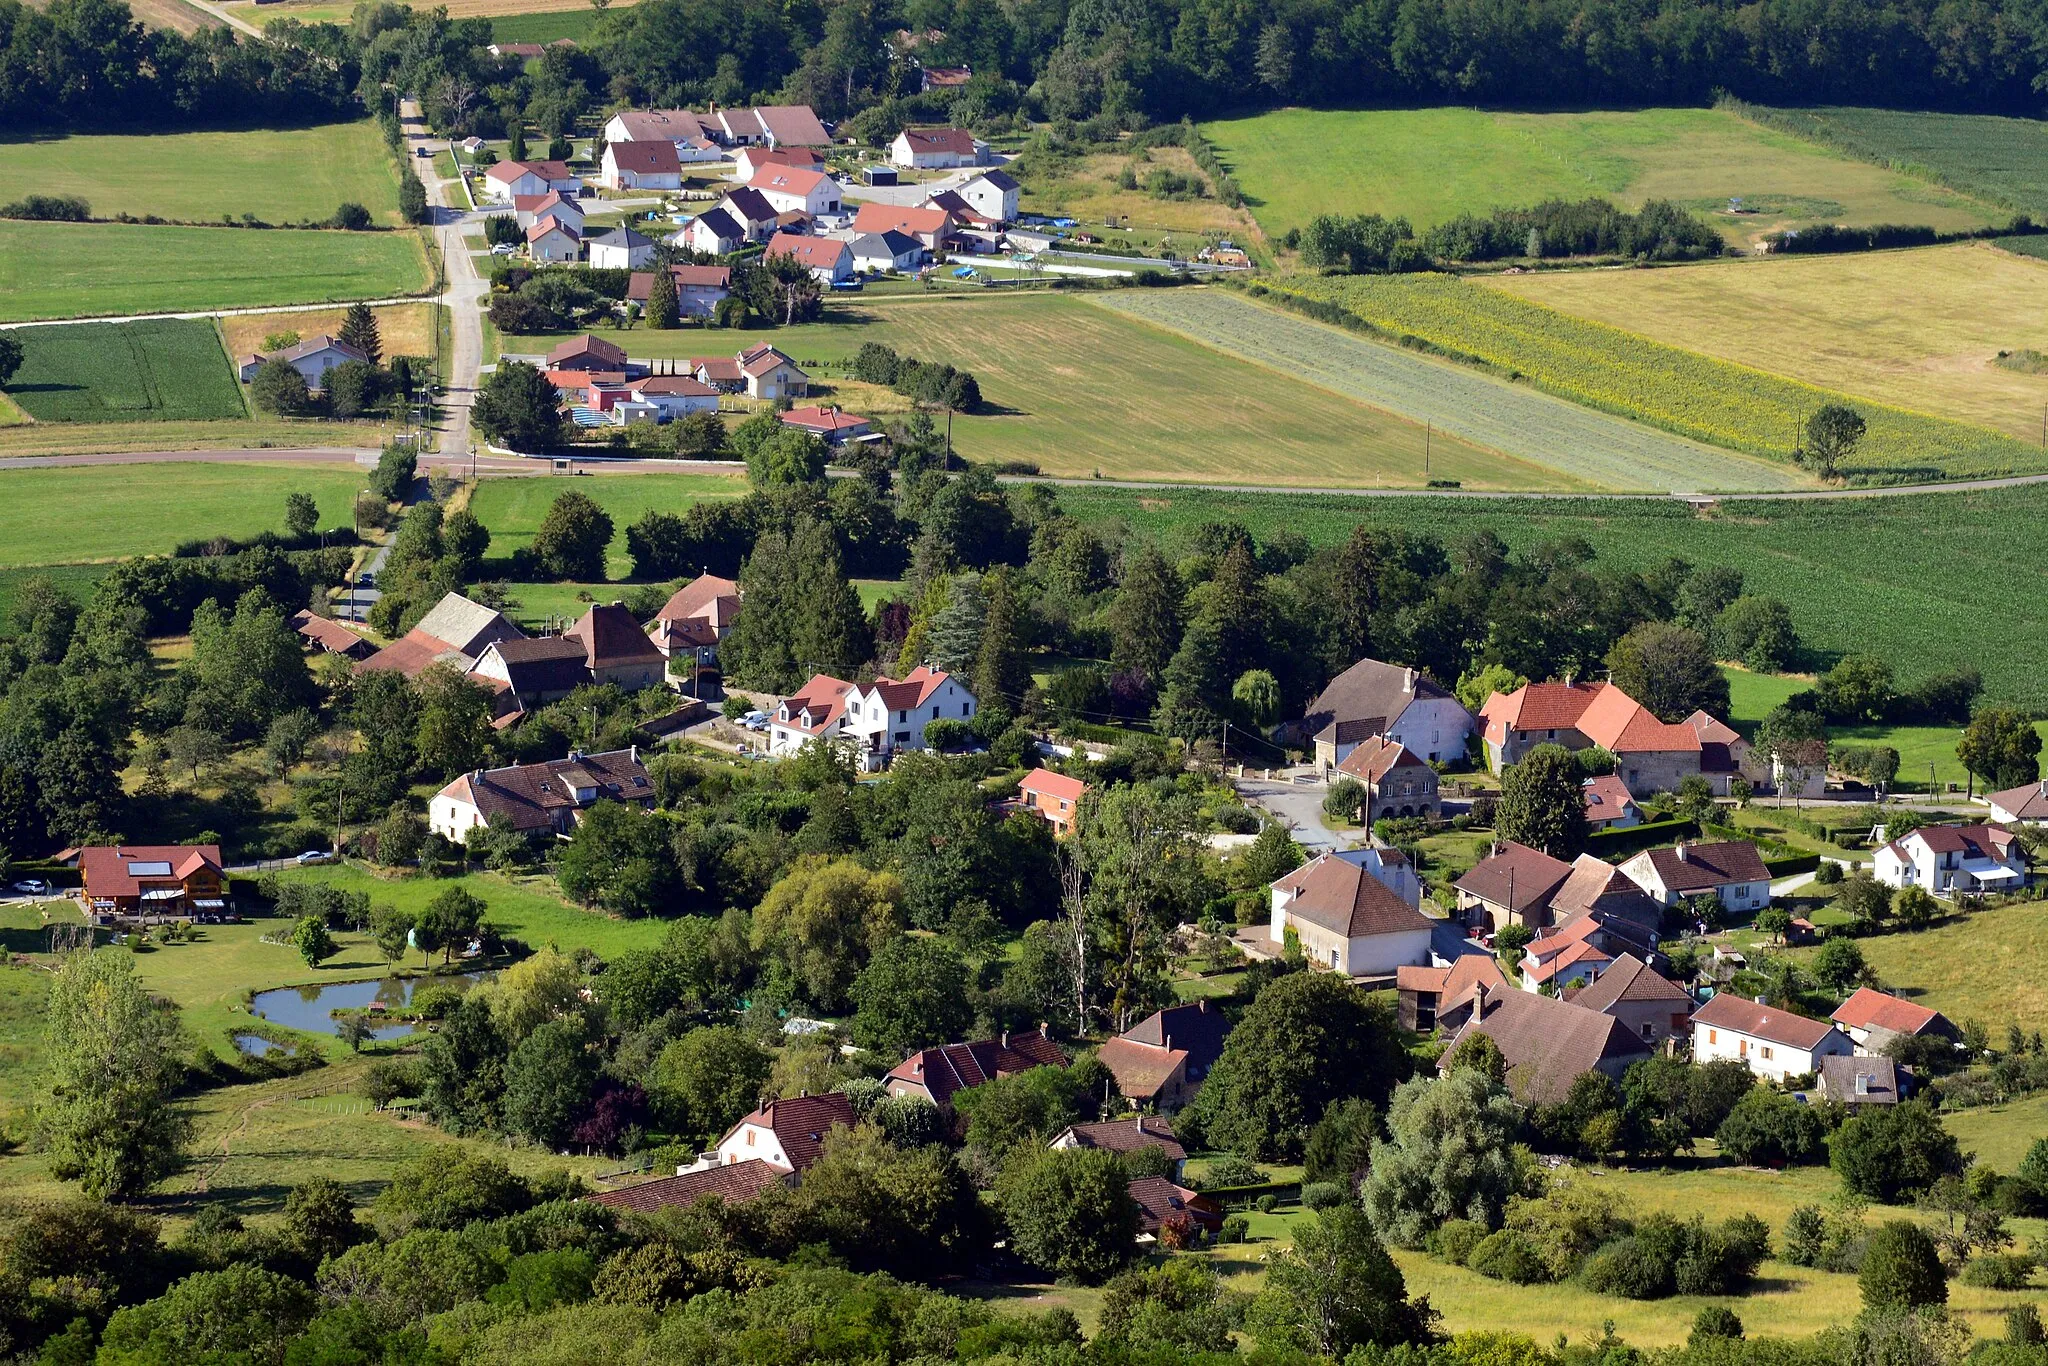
1495, 742, 1589, 857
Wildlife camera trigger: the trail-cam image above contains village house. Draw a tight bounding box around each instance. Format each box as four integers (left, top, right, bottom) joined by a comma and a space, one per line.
1815, 1055, 1909, 1106
547, 334, 632, 374
890, 127, 986, 169
1128, 1177, 1224, 1240
526, 217, 581, 262
1874, 823, 2029, 898
1093, 1001, 1230, 1113
1335, 735, 1440, 822
626, 264, 731, 318
1582, 775, 1641, 831
646, 573, 740, 667
289, 609, 375, 661
851, 202, 954, 251
764, 232, 854, 283
1547, 854, 1666, 960
484, 158, 579, 202
679, 207, 746, 255
684, 1091, 855, 1175
1442, 987, 1652, 1105
1618, 841, 1772, 917
468, 636, 591, 719
955, 169, 1020, 224
1692, 992, 1851, 1082
1454, 840, 1574, 932
1988, 780, 2048, 826
235, 335, 367, 389
1683, 710, 1774, 795
717, 105, 832, 149
715, 187, 781, 242
751, 165, 842, 218
622, 376, 720, 422
585, 1159, 787, 1214
883, 1027, 1067, 1113
511, 191, 584, 232
601, 109, 726, 161
1051, 1117, 1186, 1177
1831, 987, 1958, 1055
919, 65, 973, 92
600, 140, 683, 191
563, 603, 667, 691
769, 666, 976, 769
585, 226, 656, 270
1268, 849, 1436, 979
730, 343, 807, 399
1481, 680, 1716, 793
1301, 658, 1475, 774
358, 592, 525, 678
1016, 767, 1086, 835
1519, 927, 1611, 993
849, 229, 925, 273
734, 145, 823, 180
428, 747, 654, 844
77, 844, 227, 921
777, 404, 869, 444
1566, 953, 1694, 1048
1396, 952, 1507, 1034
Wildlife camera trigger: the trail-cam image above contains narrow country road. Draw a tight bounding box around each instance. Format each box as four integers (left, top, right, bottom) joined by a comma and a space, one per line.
400, 98, 488, 457
2, 297, 439, 331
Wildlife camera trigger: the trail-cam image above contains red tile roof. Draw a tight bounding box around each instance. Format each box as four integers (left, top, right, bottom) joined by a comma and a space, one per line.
655, 575, 740, 628
547, 335, 628, 370
1396, 953, 1507, 1018
765, 234, 850, 271
1020, 767, 1087, 806
728, 1091, 855, 1172
437, 748, 653, 832
885, 1028, 1066, 1107
1057, 1117, 1185, 1161
1581, 774, 1637, 822
899, 127, 978, 157
1832, 987, 1948, 1037
852, 203, 951, 237
753, 165, 832, 196
1523, 937, 1611, 985
779, 405, 869, 434
566, 603, 665, 669
870, 664, 954, 710
1483, 680, 1705, 756
1336, 735, 1430, 784
1692, 992, 1839, 1049
289, 610, 373, 657
585, 1159, 785, 1211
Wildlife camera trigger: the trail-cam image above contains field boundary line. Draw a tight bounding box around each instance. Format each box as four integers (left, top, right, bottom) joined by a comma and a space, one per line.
1, 296, 435, 331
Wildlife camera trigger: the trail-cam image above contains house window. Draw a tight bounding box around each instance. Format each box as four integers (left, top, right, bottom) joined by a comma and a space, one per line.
1762, 1046, 1774, 1060
898, 710, 907, 722
1708, 1029, 1717, 1044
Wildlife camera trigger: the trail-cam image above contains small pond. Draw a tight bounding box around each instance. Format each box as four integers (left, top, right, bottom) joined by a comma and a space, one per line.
233, 1033, 295, 1058
238, 973, 491, 1053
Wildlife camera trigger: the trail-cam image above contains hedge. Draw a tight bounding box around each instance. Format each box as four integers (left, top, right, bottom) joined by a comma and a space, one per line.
1764, 854, 1822, 877
1587, 818, 1700, 858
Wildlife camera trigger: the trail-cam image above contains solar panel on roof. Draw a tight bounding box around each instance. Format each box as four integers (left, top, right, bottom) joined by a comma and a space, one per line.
125, 861, 173, 876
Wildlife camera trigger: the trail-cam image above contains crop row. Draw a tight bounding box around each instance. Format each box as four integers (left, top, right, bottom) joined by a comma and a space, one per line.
1265, 273, 2045, 482
7, 319, 247, 424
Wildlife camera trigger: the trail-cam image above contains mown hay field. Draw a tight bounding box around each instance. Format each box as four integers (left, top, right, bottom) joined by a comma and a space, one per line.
3, 319, 245, 423
0, 122, 402, 225
236, 0, 639, 25
1053, 481, 2048, 710
1744, 104, 2048, 218
218, 303, 438, 368
1488, 243, 2048, 443
1268, 273, 2046, 481
517, 292, 1561, 490
1091, 288, 1804, 493
1200, 106, 2002, 246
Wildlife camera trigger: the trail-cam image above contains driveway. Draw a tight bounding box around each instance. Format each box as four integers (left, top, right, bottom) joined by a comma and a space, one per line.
1234, 772, 1351, 852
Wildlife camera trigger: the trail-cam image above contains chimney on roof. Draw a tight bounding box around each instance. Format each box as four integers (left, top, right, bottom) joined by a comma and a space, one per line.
1405, 667, 1416, 691
1675, 843, 1689, 862
1000, 1030, 1009, 1049
630, 744, 639, 764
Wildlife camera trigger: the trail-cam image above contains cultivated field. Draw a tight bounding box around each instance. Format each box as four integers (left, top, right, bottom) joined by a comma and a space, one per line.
1052, 481, 2048, 710
1269, 273, 2047, 480
1743, 104, 2048, 218
1199, 106, 2003, 245
0, 221, 433, 322
0, 462, 369, 567
218, 303, 438, 367
1489, 243, 2048, 443
516, 293, 1556, 490
1092, 288, 1805, 492
0, 122, 402, 225
4, 319, 245, 423
468, 471, 747, 579
485, 7, 606, 41
22, 0, 221, 31
235, 0, 637, 25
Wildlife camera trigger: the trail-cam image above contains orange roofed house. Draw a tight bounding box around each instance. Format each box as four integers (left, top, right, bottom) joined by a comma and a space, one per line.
1016, 767, 1087, 834
1094, 1000, 1230, 1113
1481, 680, 1711, 794
78, 844, 227, 921
884, 1027, 1067, 1114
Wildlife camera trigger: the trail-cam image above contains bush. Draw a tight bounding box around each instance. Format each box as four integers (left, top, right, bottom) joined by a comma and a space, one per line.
1201, 1154, 1268, 1190
1814, 860, 1845, 886
1960, 1252, 2037, 1289
1214, 804, 1260, 834
1217, 1213, 1250, 1244
1254, 1194, 1278, 1214
1430, 1218, 1486, 1266
1860, 1221, 1947, 1309
330, 201, 372, 230
1579, 1236, 1665, 1298
1301, 1181, 1346, 1211
1468, 1230, 1550, 1284
1831, 1101, 1964, 1202
1691, 1305, 1744, 1343
1715, 1087, 1829, 1166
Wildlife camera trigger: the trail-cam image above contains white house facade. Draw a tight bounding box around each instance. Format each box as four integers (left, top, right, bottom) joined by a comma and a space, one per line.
1618, 841, 1772, 916
1874, 824, 2028, 898
957, 170, 1020, 223
1691, 993, 1851, 1083
768, 667, 976, 770
1268, 850, 1434, 979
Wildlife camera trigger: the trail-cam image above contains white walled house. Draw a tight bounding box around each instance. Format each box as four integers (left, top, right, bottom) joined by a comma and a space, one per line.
484, 159, 578, 203
1301, 658, 1476, 775
429, 748, 653, 845
1874, 823, 2028, 898
1268, 850, 1434, 979
750, 165, 841, 218
1618, 841, 1772, 916
1988, 781, 2048, 826
235, 335, 368, 388
890, 127, 985, 169
586, 226, 656, 270
526, 218, 581, 262
957, 169, 1020, 223
1691, 993, 1851, 1082
768, 666, 976, 770
681, 1093, 853, 1175
600, 140, 683, 191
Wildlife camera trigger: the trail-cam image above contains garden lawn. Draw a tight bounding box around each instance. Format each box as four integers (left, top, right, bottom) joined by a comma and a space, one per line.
468, 471, 748, 579
277, 865, 672, 961
3, 319, 244, 423
0, 122, 402, 225
0, 462, 368, 567
1200, 106, 2002, 246
0, 221, 431, 321
0, 960, 50, 1132
519, 293, 1546, 490
1490, 243, 2048, 443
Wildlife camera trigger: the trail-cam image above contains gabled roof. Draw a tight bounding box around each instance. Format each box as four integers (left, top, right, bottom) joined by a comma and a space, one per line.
626, 264, 732, 302
1128, 1177, 1221, 1232
437, 748, 654, 831
1305, 658, 1457, 743
547, 335, 629, 369
751, 104, 831, 147
1832, 987, 1949, 1038
1020, 767, 1087, 805
272, 333, 367, 366
1448, 990, 1650, 1105
513, 190, 582, 219
777, 673, 856, 735
586, 226, 654, 250
1094, 1036, 1188, 1100
609, 108, 720, 142
1482, 680, 1703, 756
851, 229, 922, 258
487, 158, 574, 183
1569, 953, 1692, 1014
1396, 953, 1507, 1017
79, 844, 224, 898
1455, 841, 1574, 914
1336, 735, 1429, 784
289, 609, 372, 656
633, 376, 718, 398
884, 1028, 1067, 1107
1818, 1055, 1906, 1104
1630, 841, 1770, 893
1988, 781, 2048, 820
721, 187, 777, 223
739, 342, 799, 376
566, 603, 665, 669
898, 127, 978, 156
1582, 774, 1637, 819
1055, 1117, 1185, 1161
852, 202, 951, 237
726, 1091, 855, 1172
869, 664, 956, 710
780, 405, 868, 434
1121, 1000, 1230, 1070
1886, 823, 2023, 862
585, 1159, 785, 1211
477, 635, 589, 696
765, 233, 850, 269
752, 165, 832, 197
1684, 711, 1743, 746
607, 140, 681, 175
527, 218, 579, 243
1272, 850, 1435, 940
687, 207, 743, 242
1692, 992, 1839, 1049
416, 592, 521, 655
358, 627, 470, 676
1523, 937, 1611, 985
655, 574, 741, 628
742, 145, 824, 170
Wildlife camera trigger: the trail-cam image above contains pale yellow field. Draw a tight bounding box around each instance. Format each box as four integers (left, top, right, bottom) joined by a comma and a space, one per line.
25, 0, 219, 30
1488, 242, 2048, 440
1020, 147, 1264, 244
219, 303, 435, 365
228, 0, 635, 22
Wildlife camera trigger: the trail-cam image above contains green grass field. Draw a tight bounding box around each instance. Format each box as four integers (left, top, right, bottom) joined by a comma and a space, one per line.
468, 472, 747, 579
487, 7, 601, 41
519, 293, 1548, 490
0, 963, 48, 1133
1053, 481, 2048, 710
0, 462, 368, 569
1809, 897, 2048, 1030
1741, 104, 2048, 218
1491, 243, 2048, 444
1092, 288, 1802, 493
1199, 106, 2003, 245
5, 319, 245, 424
1268, 273, 2045, 481
0, 221, 432, 322
0, 122, 402, 225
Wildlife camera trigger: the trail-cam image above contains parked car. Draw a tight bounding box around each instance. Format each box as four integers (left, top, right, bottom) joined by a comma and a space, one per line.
295, 850, 332, 865
12, 879, 48, 895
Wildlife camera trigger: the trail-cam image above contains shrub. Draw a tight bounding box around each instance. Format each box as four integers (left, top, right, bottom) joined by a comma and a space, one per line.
1255, 1194, 1278, 1214
1202, 1154, 1268, 1190
1960, 1252, 2037, 1289
1831, 1101, 1964, 1202
330, 201, 373, 230
1468, 1230, 1550, 1284
1217, 1214, 1249, 1244
1431, 1218, 1486, 1266
1301, 1181, 1346, 1212
1715, 1087, 1828, 1166
1860, 1221, 1948, 1309
1691, 1306, 1744, 1342
1814, 860, 1845, 886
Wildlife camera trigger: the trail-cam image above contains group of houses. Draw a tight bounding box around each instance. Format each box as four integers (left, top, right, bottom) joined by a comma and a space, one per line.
536, 332, 815, 429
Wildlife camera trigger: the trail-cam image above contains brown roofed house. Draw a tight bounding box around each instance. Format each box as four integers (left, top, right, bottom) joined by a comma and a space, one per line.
1093, 1000, 1230, 1112
1441, 987, 1652, 1105
1396, 952, 1507, 1034
78, 844, 227, 920
1691, 991, 1851, 1081
565, 603, 666, 690
547, 334, 631, 373
1127, 1177, 1223, 1239
884, 1027, 1067, 1113
1830, 987, 1957, 1053
1454, 840, 1574, 932
1988, 780, 2048, 826
1302, 658, 1475, 771
429, 747, 654, 844
584, 1158, 787, 1212
1050, 1116, 1186, 1173
1566, 952, 1694, 1048
468, 635, 591, 718
290, 610, 375, 660
1336, 735, 1440, 822
1619, 841, 1772, 917
357, 592, 526, 678
699, 1091, 856, 1173
1268, 850, 1436, 978
648, 573, 742, 662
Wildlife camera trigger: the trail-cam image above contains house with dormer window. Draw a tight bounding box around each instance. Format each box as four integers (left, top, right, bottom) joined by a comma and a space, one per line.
429, 748, 654, 843
1874, 823, 2028, 898
767, 667, 976, 770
